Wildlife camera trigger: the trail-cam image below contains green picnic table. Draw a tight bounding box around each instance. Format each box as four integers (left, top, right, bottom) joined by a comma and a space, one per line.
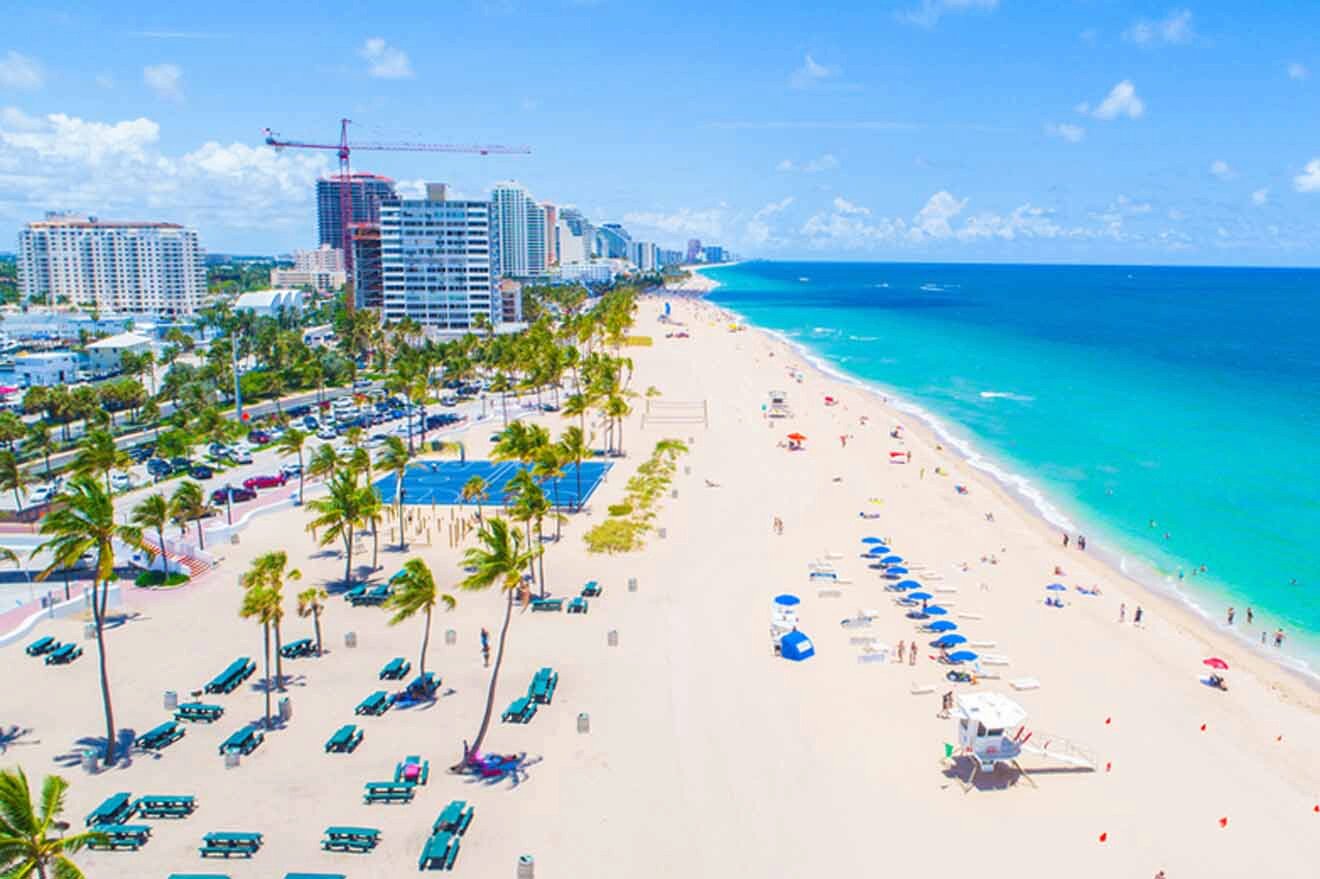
321, 825, 380, 852
135, 794, 196, 818
325, 724, 363, 753
199, 831, 262, 858
45, 642, 83, 664
136, 720, 185, 750
432, 800, 474, 836
530, 596, 563, 612
176, 702, 224, 723
394, 755, 429, 785
355, 690, 392, 716
217, 726, 263, 756
501, 696, 537, 724
86, 792, 134, 827
379, 656, 411, 680
363, 781, 414, 804
87, 823, 151, 850
417, 831, 459, 870
25, 635, 57, 656
529, 667, 559, 704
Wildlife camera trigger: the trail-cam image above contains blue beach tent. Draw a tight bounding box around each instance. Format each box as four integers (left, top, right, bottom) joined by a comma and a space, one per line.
779, 631, 816, 662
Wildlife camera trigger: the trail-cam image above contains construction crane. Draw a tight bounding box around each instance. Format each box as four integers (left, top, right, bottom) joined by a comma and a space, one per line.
262, 118, 529, 308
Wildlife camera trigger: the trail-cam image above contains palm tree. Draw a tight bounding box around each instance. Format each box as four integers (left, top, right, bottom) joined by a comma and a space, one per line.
533, 444, 568, 539
0, 450, 26, 511
0, 767, 102, 878
376, 436, 410, 548
305, 470, 368, 586
23, 421, 54, 479
460, 475, 488, 523
360, 487, 383, 571
131, 493, 171, 572
307, 442, 341, 482
169, 480, 210, 549
238, 584, 278, 728
557, 426, 589, 512
275, 427, 309, 503
605, 393, 632, 456
385, 558, 456, 681
240, 551, 300, 694
504, 469, 549, 596
454, 517, 533, 766
33, 475, 144, 767
297, 586, 328, 656
73, 429, 129, 495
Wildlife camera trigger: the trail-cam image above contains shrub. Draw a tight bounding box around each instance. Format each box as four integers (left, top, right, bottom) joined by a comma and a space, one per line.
135, 570, 190, 588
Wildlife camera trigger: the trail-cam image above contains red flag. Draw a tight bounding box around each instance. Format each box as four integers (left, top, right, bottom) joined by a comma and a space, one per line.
1200, 723, 1207, 732
1098, 832, 1108, 843
1218, 817, 1228, 828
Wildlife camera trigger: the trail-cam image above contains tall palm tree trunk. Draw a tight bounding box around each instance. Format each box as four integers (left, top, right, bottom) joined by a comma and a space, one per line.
466, 588, 513, 761
273, 620, 285, 692
261, 622, 272, 728
195, 518, 206, 550
343, 525, 354, 585
92, 579, 117, 766
536, 518, 547, 597
312, 608, 323, 656
371, 522, 379, 570
419, 606, 432, 677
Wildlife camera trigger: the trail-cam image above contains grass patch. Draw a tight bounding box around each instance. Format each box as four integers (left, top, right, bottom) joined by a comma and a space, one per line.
134, 570, 190, 589
585, 438, 687, 554
623, 335, 653, 347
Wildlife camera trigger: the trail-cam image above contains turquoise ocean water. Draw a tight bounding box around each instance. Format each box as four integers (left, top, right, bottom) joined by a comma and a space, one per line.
702, 261, 1320, 678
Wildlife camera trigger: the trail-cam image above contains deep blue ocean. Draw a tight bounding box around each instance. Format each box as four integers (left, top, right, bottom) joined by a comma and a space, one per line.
703, 261, 1320, 676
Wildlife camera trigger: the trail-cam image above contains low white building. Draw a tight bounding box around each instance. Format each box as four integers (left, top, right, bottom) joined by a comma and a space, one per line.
14, 351, 80, 387
553, 261, 622, 285
302, 323, 335, 348
85, 330, 153, 374
234, 288, 305, 318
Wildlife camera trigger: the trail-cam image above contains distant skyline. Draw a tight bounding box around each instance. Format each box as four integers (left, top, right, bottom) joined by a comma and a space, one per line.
2, 1, 1320, 265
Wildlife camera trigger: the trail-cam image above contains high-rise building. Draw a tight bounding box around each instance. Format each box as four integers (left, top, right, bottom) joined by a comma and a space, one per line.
316, 173, 397, 251
702, 245, 727, 263
379, 184, 506, 333
596, 223, 631, 259
351, 226, 384, 309
17, 213, 207, 315
542, 203, 558, 267
270, 244, 347, 291
556, 218, 588, 264
686, 238, 703, 262
490, 181, 548, 277
629, 240, 658, 272
658, 248, 684, 267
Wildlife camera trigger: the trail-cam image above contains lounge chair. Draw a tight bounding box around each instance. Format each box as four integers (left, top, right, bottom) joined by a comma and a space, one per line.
135, 720, 185, 751
355, 690, 392, 716
501, 696, 537, 724
25, 635, 57, 656
379, 657, 411, 680
567, 596, 588, 614
325, 724, 363, 754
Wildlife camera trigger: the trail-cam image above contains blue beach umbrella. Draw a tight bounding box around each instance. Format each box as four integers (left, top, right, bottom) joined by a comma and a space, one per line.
907, 591, 934, 601
774, 594, 801, 607
933, 634, 968, 647
928, 620, 958, 632
861, 537, 884, 544
947, 650, 979, 663
896, 579, 921, 590
886, 566, 909, 576
1046, 583, 1067, 591
866, 546, 891, 556
923, 605, 948, 616
881, 555, 904, 564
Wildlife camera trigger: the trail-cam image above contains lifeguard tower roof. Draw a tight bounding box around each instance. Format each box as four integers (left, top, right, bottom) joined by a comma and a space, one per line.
953, 693, 1027, 730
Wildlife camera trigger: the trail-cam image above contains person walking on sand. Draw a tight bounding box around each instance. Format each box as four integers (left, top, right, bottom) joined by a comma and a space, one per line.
1119, 602, 1126, 623
897, 640, 905, 663
1274, 628, 1285, 648
1246, 607, 1253, 624
909, 644, 917, 666
906, 450, 912, 464
1227, 607, 1235, 626
480, 628, 491, 668
1134, 606, 1144, 626
1062, 533, 1070, 548
1078, 534, 1087, 551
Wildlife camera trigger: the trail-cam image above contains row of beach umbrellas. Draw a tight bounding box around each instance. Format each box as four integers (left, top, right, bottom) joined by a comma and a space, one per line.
863, 536, 979, 665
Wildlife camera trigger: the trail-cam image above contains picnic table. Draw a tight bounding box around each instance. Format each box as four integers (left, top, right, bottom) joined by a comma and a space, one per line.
325, 724, 363, 754
432, 800, 474, 836
501, 696, 536, 724
379, 656, 411, 680
567, 596, 589, 614
530, 597, 563, 612
406, 671, 439, 697
217, 726, 263, 756
418, 831, 459, 870
199, 831, 262, 858
581, 580, 602, 597
176, 702, 224, 724
394, 755, 429, 786
529, 667, 559, 704
355, 690, 392, 716
25, 635, 57, 656
87, 823, 152, 850
205, 658, 255, 694
321, 825, 380, 852
136, 720, 185, 750
45, 643, 83, 665
86, 792, 134, 827
279, 638, 315, 659
363, 781, 414, 804
135, 794, 197, 818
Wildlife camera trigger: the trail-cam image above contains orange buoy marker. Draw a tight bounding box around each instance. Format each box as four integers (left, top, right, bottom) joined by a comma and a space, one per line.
1218, 817, 1229, 828
1104, 717, 1111, 725
1098, 832, 1108, 843
1200, 723, 1207, 732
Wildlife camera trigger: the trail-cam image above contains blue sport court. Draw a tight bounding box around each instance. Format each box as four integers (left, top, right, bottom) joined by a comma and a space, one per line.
373, 460, 612, 508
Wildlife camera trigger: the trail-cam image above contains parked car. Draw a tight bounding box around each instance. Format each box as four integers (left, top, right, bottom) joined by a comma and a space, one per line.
230, 446, 254, 465
207, 442, 231, 458
169, 457, 192, 473
243, 473, 288, 490
247, 429, 271, 445
211, 485, 256, 505
128, 444, 155, 462
280, 461, 302, 478
287, 404, 311, 418
147, 458, 173, 478
109, 471, 134, 492
25, 483, 58, 505
189, 464, 214, 480
440, 395, 458, 407
302, 415, 319, 430
317, 427, 338, 440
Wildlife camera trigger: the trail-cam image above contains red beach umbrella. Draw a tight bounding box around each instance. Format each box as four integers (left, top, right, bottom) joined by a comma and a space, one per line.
1203, 658, 1229, 670
787, 433, 807, 442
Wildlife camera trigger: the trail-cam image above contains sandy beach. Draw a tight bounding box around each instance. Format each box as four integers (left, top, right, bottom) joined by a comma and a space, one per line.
3, 289, 1319, 877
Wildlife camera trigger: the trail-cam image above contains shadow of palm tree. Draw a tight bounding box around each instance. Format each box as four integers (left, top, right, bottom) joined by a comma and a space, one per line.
0, 725, 37, 754
54, 730, 138, 770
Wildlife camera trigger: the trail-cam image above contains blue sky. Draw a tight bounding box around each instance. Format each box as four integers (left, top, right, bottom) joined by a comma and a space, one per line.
2, 0, 1319, 265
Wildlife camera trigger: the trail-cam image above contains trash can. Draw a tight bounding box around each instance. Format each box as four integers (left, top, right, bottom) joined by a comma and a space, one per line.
627, 577, 637, 593
657, 527, 667, 539
345, 631, 357, 648
278, 697, 292, 723
445, 628, 457, 646
670, 488, 678, 499
684, 465, 691, 476
607, 629, 619, 647
163, 690, 178, 711
577, 712, 590, 734
224, 752, 241, 769
83, 623, 96, 640
80, 749, 98, 774
517, 854, 535, 878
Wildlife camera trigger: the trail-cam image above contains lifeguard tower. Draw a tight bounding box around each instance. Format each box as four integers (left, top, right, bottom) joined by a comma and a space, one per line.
949, 692, 1095, 791
766, 390, 792, 419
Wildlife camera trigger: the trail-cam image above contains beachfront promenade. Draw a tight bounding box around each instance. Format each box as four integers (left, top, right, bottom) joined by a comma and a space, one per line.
2, 295, 1318, 877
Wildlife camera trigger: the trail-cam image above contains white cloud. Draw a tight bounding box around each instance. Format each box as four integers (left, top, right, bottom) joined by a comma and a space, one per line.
143, 63, 184, 101
1088, 80, 1144, 120
1287, 62, 1309, 81
1045, 122, 1085, 143
898, 0, 999, 28
744, 197, 795, 246
1251, 188, 1269, 206
1294, 158, 1320, 193
622, 207, 724, 239
0, 50, 43, 90
911, 190, 968, 240
360, 37, 413, 79
0, 107, 328, 238
789, 54, 838, 89
777, 153, 840, 173
832, 196, 870, 216
956, 204, 1064, 241
1209, 159, 1233, 180
1124, 9, 1194, 47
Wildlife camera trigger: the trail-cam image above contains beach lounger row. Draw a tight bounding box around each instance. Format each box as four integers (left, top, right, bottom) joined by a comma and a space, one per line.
417, 830, 460, 870
501, 696, 537, 724
25, 635, 58, 656
199, 830, 262, 858
325, 724, 364, 754
279, 638, 316, 659
87, 823, 152, 850
379, 656, 411, 680
135, 794, 196, 819
345, 584, 392, 606
394, 755, 429, 786
217, 726, 263, 757
176, 702, 224, 724
355, 690, 393, 716
363, 781, 414, 804
136, 720, 185, 751
204, 657, 255, 694
433, 800, 474, 836
87, 792, 135, 827
321, 825, 380, 853
529, 667, 558, 704
45, 643, 82, 665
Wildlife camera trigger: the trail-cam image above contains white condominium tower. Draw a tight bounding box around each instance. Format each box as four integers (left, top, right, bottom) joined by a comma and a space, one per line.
380, 184, 505, 333
491, 181, 547, 277
17, 213, 207, 315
